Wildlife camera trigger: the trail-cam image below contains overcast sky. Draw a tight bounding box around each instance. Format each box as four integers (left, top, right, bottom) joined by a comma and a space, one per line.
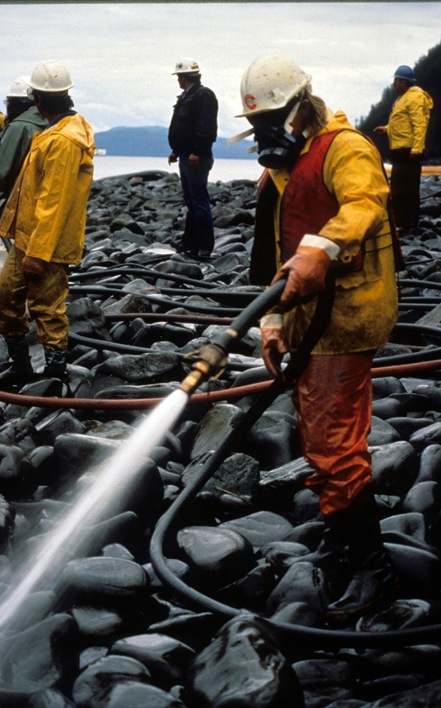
1, 2, 440, 139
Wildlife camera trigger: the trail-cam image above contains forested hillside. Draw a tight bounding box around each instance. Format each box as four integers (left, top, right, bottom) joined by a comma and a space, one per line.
357, 41, 441, 163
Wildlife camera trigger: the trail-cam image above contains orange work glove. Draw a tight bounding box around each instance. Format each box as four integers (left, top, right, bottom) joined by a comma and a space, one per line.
22, 255, 46, 280
272, 239, 335, 309
260, 312, 289, 380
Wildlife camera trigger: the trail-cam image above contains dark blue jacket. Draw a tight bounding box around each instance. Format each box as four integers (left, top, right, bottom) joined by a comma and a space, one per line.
168, 82, 218, 157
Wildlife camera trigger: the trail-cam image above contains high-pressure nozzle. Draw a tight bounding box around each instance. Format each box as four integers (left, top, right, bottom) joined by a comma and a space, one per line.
178, 280, 287, 397
179, 343, 228, 395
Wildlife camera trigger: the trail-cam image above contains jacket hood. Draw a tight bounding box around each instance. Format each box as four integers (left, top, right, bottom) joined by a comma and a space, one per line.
301, 110, 356, 157
55, 112, 95, 159
407, 85, 434, 110
14, 105, 48, 129
321, 109, 356, 135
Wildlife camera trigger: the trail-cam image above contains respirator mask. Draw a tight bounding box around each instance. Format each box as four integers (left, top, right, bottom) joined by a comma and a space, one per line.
228, 97, 307, 170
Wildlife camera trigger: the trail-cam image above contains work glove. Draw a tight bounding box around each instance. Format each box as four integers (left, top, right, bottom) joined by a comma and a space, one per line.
272, 236, 337, 309
260, 312, 289, 380
22, 255, 46, 280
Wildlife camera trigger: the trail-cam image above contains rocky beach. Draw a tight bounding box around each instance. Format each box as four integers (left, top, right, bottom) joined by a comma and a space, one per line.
0, 169, 441, 706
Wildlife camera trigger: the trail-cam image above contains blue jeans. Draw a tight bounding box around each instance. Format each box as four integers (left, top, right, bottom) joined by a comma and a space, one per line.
179, 155, 214, 253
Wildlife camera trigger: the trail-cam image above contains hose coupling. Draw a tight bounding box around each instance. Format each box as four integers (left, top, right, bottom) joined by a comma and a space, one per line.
180, 343, 228, 394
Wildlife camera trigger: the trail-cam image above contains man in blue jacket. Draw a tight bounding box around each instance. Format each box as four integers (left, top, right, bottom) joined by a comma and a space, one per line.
168, 58, 218, 260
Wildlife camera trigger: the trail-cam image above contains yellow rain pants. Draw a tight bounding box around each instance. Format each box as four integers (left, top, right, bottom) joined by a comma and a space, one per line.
0, 245, 69, 349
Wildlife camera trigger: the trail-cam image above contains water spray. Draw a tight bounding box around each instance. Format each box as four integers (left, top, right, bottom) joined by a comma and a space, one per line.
0, 280, 287, 637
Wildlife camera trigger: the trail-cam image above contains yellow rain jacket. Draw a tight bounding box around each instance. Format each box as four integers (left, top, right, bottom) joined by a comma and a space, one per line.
266, 110, 398, 355
0, 112, 95, 263
386, 86, 433, 153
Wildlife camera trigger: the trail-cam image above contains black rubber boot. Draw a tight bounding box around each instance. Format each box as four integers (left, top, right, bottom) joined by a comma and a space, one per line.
311, 513, 353, 601
0, 335, 34, 391
43, 348, 67, 379
325, 485, 400, 623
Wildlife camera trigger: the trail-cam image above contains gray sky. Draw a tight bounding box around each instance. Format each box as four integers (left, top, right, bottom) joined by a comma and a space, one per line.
1, 3, 440, 138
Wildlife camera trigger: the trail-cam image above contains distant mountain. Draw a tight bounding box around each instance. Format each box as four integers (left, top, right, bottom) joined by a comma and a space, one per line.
93, 125, 254, 160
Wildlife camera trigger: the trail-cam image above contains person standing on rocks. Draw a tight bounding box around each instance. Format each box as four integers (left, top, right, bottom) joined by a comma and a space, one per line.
168, 58, 218, 260
0, 60, 95, 389
0, 76, 49, 215
233, 55, 400, 622
374, 65, 433, 233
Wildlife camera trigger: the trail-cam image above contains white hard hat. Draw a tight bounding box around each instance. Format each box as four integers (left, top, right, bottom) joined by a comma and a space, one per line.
28, 60, 74, 93
172, 58, 200, 75
236, 55, 312, 118
7, 76, 31, 98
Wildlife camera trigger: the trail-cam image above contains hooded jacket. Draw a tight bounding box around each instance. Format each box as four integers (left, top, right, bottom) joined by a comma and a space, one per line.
0, 106, 49, 205
386, 86, 433, 153
0, 112, 95, 263
253, 110, 398, 354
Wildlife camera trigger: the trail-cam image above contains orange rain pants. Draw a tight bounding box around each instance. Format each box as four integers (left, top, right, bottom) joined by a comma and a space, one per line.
0, 245, 69, 349
293, 351, 374, 516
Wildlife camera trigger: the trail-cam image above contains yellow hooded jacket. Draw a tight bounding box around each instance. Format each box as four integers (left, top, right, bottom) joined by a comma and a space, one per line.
386, 86, 433, 153
0, 112, 95, 264
269, 110, 399, 355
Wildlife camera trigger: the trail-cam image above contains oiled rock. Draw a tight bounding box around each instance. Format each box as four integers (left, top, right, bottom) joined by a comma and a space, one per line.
380, 511, 426, 539
368, 678, 441, 707
402, 481, 441, 517
385, 542, 441, 596
356, 598, 435, 632
371, 397, 407, 419
92, 351, 183, 383
176, 525, 254, 587
182, 451, 260, 501
190, 403, 244, 460
270, 601, 323, 628
387, 416, 435, 439
61, 556, 148, 599
293, 657, 352, 691
370, 441, 418, 495
217, 558, 278, 609
416, 443, 441, 483
244, 410, 299, 469
110, 633, 195, 688
0, 613, 77, 694
220, 510, 294, 549
67, 296, 112, 339
256, 457, 313, 509
72, 655, 152, 706
368, 416, 401, 445
186, 614, 304, 707
27, 687, 75, 706
266, 560, 328, 615
71, 605, 124, 638
410, 421, 441, 450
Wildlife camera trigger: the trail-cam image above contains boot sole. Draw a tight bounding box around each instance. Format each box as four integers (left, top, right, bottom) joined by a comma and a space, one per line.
325, 576, 401, 623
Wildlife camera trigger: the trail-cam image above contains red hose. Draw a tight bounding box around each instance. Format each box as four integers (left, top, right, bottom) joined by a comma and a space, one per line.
0, 358, 441, 410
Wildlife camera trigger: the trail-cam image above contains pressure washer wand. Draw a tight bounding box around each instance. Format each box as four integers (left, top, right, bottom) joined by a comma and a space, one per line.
179, 279, 287, 395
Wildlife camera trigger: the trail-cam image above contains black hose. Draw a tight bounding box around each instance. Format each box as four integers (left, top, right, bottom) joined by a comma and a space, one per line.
149, 276, 441, 649
70, 266, 221, 290
68, 285, 244, 317
150, 377, 441, 649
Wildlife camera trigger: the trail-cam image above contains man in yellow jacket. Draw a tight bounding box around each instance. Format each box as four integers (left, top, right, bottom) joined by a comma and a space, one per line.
0, 60, 95, 388
374, 65, 433, 231
233, 55, 400, 622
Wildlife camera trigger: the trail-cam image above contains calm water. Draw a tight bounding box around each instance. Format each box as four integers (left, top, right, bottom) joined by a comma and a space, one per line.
93, 155, 262, 183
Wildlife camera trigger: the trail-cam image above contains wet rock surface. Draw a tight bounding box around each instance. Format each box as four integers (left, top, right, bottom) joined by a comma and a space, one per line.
0, 171, 441, 705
